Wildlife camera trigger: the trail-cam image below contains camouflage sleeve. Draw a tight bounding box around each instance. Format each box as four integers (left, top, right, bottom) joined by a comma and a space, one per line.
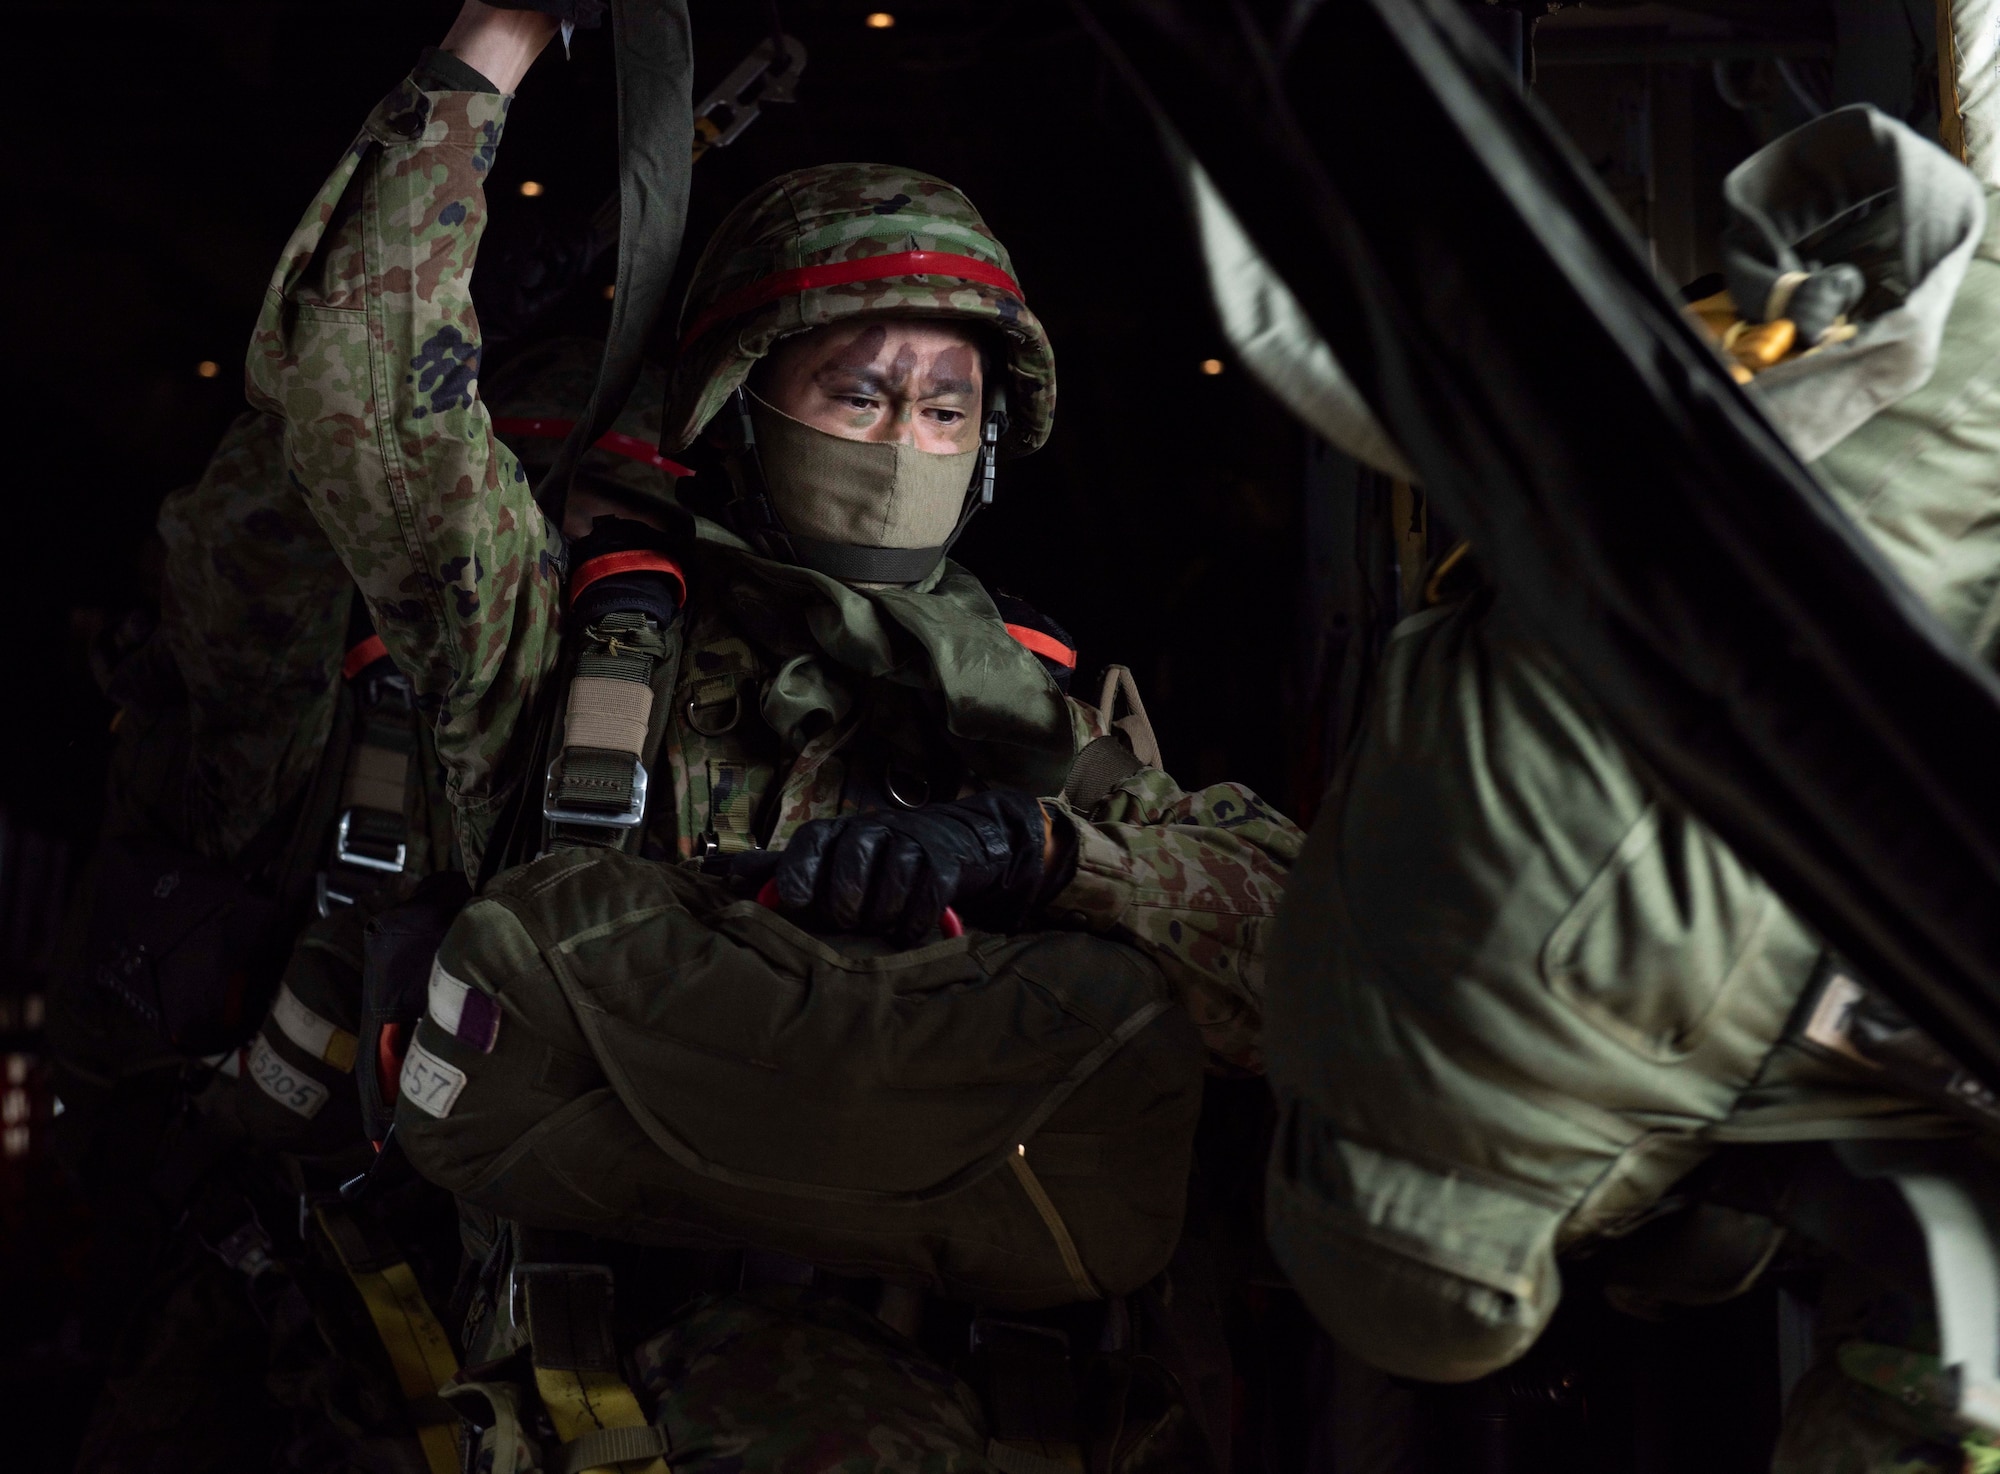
156, 410, 350, 862
246, 71, 562, 873
1046, 700, 1303, 1072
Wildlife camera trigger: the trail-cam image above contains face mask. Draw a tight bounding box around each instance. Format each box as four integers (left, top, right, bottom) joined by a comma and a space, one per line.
748, 391, 980, 560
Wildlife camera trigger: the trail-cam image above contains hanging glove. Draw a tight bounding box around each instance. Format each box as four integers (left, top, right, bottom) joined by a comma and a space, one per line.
732, 788, 1068, 947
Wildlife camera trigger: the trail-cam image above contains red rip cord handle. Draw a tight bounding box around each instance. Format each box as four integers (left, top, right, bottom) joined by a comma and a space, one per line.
756, 879, 963, 940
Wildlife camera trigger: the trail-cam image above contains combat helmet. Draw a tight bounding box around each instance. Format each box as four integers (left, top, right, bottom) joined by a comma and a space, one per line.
484, 336, 683, 512
663, 163, 1056, 458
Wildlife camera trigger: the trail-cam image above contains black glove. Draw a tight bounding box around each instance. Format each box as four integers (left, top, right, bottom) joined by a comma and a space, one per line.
732, 788, 1056, 947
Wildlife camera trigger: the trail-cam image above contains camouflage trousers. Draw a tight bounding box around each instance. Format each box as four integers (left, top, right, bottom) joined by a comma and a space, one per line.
464, 1285, 994, 1474
1775, 1344, 2000, 1474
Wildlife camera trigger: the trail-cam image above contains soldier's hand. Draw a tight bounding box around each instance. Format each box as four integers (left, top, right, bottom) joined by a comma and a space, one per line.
732, 789, 1057, 947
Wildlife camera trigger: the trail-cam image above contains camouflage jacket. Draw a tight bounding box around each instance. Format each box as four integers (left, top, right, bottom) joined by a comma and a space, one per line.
144, 410, 458, 881
247, 69, 1300, 1068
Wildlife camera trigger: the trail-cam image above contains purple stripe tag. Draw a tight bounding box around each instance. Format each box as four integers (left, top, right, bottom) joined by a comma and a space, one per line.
455, 988, 501, 1054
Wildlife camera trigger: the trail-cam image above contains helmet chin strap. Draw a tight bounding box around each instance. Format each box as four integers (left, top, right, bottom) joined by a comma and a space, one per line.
723, 385, 1009, 585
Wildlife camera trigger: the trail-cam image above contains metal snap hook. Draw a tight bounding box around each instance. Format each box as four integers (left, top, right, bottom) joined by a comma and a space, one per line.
885, 766, 931, 810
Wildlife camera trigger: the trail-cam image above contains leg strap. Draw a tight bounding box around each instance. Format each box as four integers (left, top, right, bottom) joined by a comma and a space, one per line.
316, 1203, 462, 1474
517, 1259, 671, 1474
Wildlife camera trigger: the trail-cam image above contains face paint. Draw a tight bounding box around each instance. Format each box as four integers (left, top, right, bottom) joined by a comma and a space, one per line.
768, 319, 985, 453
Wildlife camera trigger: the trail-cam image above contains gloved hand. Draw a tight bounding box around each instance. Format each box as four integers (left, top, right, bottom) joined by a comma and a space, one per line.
732, 788, 1057, 947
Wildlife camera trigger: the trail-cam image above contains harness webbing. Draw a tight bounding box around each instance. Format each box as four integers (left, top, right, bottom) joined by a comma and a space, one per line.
316, 1204, 462, 1474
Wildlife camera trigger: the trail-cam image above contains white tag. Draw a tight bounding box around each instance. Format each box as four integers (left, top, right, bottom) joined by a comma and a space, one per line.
272, 985, 357, 1072
427, 958, 500, 1052
248, 1035, 329, 1119
399, 1037, 468, 1120
428, 959, 471, 1036
1803, 971, 1883, 1070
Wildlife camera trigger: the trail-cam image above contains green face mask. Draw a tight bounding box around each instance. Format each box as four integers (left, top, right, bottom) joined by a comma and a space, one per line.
748, 393, 980, 584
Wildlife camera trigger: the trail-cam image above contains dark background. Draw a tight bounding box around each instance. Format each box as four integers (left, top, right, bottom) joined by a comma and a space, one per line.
0, 1, 1947, 1469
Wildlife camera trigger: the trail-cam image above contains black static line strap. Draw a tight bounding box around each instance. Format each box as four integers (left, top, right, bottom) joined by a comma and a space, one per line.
534, 0, 695, 531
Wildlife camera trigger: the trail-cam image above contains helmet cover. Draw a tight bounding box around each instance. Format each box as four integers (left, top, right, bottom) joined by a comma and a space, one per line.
664, 163, 1056, 457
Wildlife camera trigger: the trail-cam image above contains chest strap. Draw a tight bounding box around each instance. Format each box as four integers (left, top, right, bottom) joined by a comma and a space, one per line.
319, 633, 417, 914
544, 544, 685, 849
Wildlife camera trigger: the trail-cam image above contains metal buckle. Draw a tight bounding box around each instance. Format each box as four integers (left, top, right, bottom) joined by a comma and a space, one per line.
334, 810, 407, 875
543, 757, 649, 830
508, 1260, 614, 1337
314, 872, 357, 917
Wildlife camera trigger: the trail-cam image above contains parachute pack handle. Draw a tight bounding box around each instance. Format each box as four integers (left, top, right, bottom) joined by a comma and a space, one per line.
534, 0, 694, 532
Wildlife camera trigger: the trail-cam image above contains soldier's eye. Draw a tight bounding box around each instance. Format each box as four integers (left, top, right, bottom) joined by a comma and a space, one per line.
842, 395, 878, 411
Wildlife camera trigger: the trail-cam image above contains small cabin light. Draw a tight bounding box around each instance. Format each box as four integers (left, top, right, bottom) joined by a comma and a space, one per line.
196, 360, 221, 379
865, 12, 896, 28
519, 180, 546, 198
1199, 358, 1225, 376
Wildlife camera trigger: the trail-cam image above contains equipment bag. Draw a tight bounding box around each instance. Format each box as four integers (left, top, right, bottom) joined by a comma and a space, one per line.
396, 847, 1203, 1309
79, 839, 288, 1056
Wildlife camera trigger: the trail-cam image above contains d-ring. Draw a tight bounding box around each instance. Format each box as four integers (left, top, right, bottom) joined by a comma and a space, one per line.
685, 689, 742, 737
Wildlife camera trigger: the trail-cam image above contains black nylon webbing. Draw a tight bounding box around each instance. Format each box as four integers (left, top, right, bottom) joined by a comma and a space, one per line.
535, 0, 695, 530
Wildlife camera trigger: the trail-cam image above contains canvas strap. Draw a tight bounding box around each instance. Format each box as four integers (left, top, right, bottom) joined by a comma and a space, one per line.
316, 1204, 461, 1474
517, 1260, 670, 1474
545, 612, 673, 847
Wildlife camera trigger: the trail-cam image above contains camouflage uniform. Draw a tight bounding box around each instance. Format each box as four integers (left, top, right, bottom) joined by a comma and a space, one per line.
245, 66, 1301, 1072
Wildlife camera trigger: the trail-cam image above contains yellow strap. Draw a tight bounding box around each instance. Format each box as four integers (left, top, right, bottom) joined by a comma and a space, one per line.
1008, 1146, 1099, 1301
534, 1365, 671, 1474
316, 1207, 462, 1474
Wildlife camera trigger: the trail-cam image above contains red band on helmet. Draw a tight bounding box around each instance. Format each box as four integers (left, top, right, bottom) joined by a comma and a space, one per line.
1005, 623, 1077, 669
682, 251, 1025, 346
342, 634, 390, 681
490, 417, 694, 478
570, 550, 688, 607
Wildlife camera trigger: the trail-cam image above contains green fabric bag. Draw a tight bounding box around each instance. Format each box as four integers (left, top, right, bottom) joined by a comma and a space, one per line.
1264, 155, 2000, 1382
397, 849, 1202, 1308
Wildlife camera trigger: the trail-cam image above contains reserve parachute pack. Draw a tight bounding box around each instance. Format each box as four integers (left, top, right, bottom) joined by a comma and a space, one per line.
394, 846, 1203, 1308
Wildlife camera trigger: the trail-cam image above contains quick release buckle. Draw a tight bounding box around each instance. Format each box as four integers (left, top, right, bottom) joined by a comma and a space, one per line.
543, 758, 649, 830
334, 809, 407, 875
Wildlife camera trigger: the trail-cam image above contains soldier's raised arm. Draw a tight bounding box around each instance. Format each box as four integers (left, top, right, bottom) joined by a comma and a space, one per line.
247, 2, 566, 872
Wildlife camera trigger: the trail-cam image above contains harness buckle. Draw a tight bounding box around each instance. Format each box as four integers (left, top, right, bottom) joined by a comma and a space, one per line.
334, 810, 408, 875
542, 758, 649, 830
507, 1260, 615, 1339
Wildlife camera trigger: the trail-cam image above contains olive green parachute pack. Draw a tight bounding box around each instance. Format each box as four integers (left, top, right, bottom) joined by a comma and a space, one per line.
397, 848, 1203, 1308
1265, 108, 2000, 1385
